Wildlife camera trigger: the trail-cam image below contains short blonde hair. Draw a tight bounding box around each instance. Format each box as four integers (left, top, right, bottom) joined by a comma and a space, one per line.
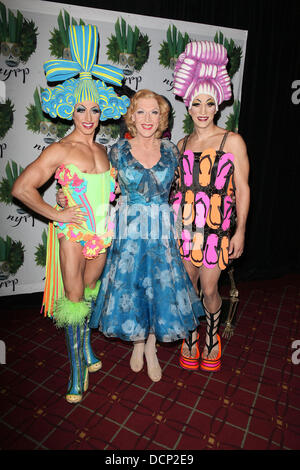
124, 89, 170, 138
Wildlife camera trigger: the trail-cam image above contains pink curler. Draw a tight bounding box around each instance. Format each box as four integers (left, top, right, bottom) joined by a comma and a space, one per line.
173, 40, 232, 109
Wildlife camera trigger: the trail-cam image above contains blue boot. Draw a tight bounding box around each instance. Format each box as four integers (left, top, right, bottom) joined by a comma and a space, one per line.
82, 321, 102, 372
65, 324, 89, 403
83, 281, 102, 372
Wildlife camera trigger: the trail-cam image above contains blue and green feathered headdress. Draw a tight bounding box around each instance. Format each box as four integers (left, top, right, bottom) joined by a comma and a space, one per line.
41, 24, 130, 121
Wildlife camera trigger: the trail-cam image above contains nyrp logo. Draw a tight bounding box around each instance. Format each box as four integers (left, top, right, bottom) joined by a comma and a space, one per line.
0, 2, 37, 68
25, 87, 71, 145
159, 25, 190, 70
49, 9, 85, 59
107, 18, 150, 77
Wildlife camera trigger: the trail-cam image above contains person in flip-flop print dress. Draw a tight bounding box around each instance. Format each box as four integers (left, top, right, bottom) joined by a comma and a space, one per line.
172, 41, 250, 372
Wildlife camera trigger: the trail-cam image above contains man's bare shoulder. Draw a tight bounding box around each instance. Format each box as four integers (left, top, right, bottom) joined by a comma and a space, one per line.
225, 131, 247, 154
226, 131, 246, 146
38, 141, 66, 164
50, 139, 87, 164
58, 134, 86, 152
55, 139, 77, 152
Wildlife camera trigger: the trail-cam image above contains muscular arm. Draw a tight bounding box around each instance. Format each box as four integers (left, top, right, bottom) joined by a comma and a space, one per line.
226, 133, 250, 258
12, 143, 83, 223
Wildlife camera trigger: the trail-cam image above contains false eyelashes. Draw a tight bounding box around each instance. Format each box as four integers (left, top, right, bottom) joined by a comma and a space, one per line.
75, 105, 101, 114
75, 106, 86, 113
191, 100, 216, 107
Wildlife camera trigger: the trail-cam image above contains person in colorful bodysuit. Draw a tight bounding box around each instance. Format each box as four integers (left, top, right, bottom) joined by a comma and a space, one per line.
12, 25, 130, 403
172, 41, 250, 372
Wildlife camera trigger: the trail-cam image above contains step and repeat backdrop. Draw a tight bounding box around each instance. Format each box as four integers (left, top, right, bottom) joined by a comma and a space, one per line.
0, 0, 247, 296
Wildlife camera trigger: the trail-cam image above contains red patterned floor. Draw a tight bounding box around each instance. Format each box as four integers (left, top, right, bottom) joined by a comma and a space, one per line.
0, 274, 300, 450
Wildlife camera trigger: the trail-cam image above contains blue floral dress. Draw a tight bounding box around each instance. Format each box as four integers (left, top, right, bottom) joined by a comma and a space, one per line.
89, 139, 204, 342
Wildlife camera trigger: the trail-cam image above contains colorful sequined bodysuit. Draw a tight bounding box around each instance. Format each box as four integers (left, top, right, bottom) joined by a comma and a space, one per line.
172, 131, 235, 270
54, 163, 115, 258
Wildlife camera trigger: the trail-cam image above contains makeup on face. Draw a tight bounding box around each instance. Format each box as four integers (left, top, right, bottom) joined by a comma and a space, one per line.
75, 104, 100, 114
73, 101, 100, 131
189, 94, 216, 125
133, 98, 160, 134
191, 97, 216, 109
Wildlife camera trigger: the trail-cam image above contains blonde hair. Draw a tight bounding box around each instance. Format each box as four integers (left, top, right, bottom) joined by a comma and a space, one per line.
124, 89, 170, 138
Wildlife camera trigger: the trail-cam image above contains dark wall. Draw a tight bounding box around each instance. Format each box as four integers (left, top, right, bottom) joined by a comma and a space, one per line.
43, 0, 300, 280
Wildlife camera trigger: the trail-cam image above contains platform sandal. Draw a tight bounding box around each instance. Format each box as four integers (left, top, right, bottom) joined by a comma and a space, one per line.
179, 330, 200, 370
200, 303, 222, 372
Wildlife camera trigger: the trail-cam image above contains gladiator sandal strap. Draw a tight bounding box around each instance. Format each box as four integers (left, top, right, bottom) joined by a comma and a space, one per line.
203, 302, 222, 357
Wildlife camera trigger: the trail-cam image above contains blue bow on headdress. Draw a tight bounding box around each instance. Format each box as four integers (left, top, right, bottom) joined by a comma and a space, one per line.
41, 25, 130, 120
44, 24, 123, 86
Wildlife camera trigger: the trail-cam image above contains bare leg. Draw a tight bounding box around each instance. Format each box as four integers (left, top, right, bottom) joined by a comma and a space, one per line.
59, 237, 86, 301
199, 265, 222, 360
182, 258, 200, 295
144, 333, 162, 382
84, 251, 107, 289
59, 239, 107, 298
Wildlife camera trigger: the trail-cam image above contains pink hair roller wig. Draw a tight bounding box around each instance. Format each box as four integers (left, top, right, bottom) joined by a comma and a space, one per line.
173, 41, 232, 110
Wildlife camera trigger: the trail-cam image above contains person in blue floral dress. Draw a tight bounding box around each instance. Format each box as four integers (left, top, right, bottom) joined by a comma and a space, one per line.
90, 89, 204, 382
